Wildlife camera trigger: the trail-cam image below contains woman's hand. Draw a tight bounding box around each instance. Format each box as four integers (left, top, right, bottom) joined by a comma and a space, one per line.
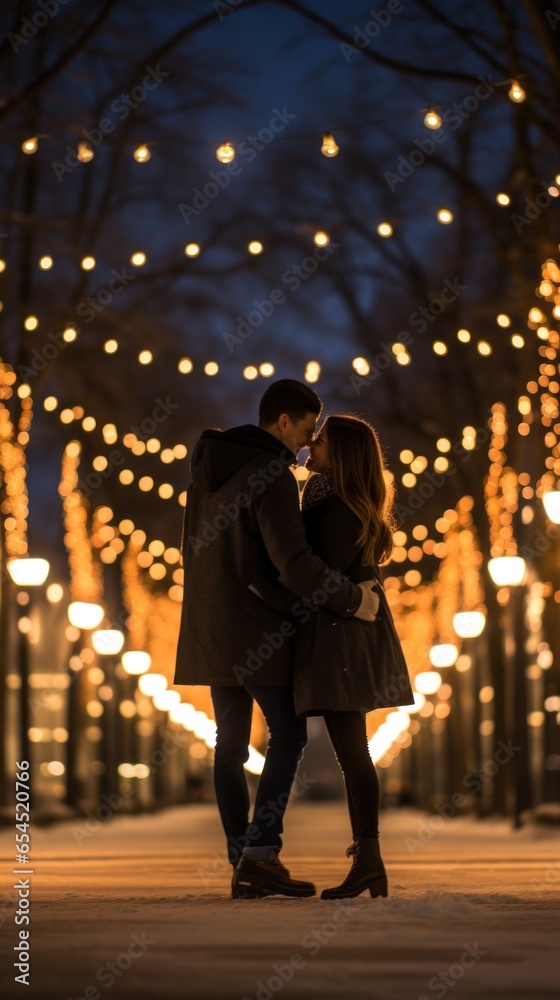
353, 580, 380, 621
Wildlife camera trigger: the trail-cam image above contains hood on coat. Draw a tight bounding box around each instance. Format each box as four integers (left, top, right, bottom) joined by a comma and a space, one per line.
190, 424, 296, 491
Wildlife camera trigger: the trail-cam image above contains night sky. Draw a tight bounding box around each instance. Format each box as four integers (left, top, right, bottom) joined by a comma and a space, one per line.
0, 0, 558, 572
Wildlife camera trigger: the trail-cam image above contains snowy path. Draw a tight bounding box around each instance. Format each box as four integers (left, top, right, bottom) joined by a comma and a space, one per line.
1, 801, 559, 999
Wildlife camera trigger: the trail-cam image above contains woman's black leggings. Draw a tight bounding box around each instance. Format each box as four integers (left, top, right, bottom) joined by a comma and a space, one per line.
322, 710, 380, 839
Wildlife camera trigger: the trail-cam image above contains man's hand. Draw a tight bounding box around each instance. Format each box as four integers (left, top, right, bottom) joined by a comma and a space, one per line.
353, 580, 380, 621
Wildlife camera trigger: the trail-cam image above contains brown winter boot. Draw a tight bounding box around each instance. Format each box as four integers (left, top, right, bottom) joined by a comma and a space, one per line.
320, 837, 388, 900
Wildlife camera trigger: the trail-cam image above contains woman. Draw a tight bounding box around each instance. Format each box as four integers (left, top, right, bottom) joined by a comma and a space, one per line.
295, 413, 414, 900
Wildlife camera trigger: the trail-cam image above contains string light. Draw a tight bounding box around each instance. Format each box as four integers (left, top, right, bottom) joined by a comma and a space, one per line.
216, 142, 235, 163
437, 209, 453, 224
77, 142, 94, 163
377, 222, 393, 237
320, 132, 339, 157
184, 243, 200, 257
39, 255, 53, 270
305, 361, 320, 383
81, 256, 96, 270
508, 80, 526, 103
496, 193, 510, 206
424, 109, 442, 129
133, 144, 151, 162
130, 252, 146, 266
313, 231, 329, 247
0, 363, 32, 557
22, 137, 38, 154
352, 357, 370, 376
58, 441, 103, 604
248, 241, 263, 255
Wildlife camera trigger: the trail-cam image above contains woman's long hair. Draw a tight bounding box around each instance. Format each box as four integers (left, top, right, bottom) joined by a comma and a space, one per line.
324, 414, 397, 566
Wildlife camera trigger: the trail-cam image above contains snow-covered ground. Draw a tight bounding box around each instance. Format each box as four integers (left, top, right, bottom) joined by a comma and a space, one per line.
1, 800, 559, 999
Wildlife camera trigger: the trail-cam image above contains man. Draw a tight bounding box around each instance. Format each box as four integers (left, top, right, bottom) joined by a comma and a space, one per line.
173, 379, 379, 898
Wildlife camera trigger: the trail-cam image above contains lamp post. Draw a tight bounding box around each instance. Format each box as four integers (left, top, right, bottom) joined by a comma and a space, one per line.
452, 612, 487, 816
7, 558, 50, 788
488, 555, 528, 827
64, 602, 104, 807
121, 651, 151, 778
92, 629, 124, 803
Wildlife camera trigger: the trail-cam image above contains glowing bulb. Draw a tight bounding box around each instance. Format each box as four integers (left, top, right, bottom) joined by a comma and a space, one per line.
204, 362, 219, 376
216, 142, 235, 163
184, 243, 200, 257
320, 132, 339, 157
104, 339, 118, 354
77, 141, 94, 162
22, 137, 38, 154
248, 241, 263, 255
437, 209, 453, 224
313, 231, 329, 247
138, 350, 153, 365
496, 193, 510, 206
24, 315, 38, 331
352, 357, 370, 376
243, 366, 258, 380
39, 255, 53, 270
259, 363, 275, 377
424, 109, 442, 129
305, 361, 320, 383
178, 357, 193, 374
130, 251, 146, 266
134, 144, 150, 162
508, 80, 526, 103
81, 256, 95, 270
46, 583, 64, 603
377, 222, 393, 237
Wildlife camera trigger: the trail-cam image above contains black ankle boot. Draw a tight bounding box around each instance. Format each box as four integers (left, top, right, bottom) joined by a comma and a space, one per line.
232, 847, 316, 899
320, 837, 388, 900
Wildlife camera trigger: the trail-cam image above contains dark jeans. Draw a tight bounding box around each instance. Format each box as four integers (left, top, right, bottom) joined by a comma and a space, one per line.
323, 710, 380, 840
211, 685, 307, 864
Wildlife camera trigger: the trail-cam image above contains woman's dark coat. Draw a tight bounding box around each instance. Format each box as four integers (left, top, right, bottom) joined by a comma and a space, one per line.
251, 491, 415, 715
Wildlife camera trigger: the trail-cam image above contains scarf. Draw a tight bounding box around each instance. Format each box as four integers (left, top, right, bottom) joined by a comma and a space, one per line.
301, 468, 336, 510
